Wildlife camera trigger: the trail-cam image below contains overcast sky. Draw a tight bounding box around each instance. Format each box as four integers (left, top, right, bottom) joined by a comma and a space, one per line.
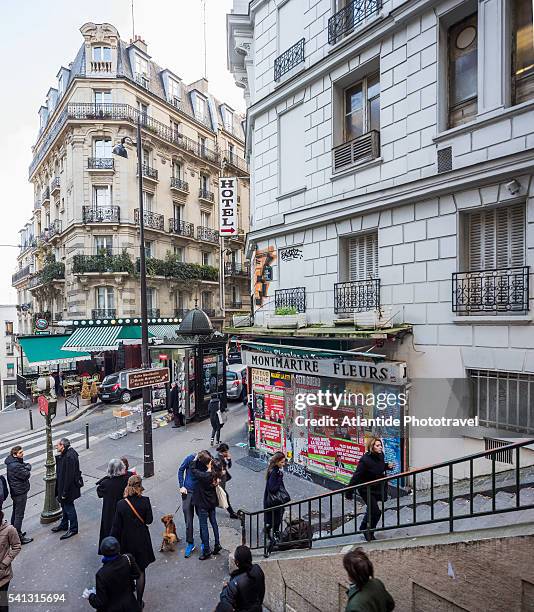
0, 0, 244, 302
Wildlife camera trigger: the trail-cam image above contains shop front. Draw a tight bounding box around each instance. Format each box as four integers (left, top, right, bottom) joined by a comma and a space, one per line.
242, 341, 408, 488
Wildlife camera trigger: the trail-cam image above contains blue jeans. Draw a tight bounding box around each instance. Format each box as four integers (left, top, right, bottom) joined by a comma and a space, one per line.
59, 501, 78, 531
197, 508, 220, 554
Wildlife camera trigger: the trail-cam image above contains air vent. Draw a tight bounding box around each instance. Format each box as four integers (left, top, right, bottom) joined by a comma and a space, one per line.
484, 437, 513, 464
437, 146, 452, 173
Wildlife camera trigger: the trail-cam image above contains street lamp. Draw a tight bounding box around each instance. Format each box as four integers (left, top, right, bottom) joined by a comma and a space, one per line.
113, 116, 154, 478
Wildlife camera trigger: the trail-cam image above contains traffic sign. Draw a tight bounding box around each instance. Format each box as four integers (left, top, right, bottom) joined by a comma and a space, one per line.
121, 367, 170, 390
38, 395, 49, 416
219, 177, 237, 235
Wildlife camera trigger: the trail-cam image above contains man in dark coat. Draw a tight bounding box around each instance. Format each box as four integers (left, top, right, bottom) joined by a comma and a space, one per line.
209, 394, 224, 446
52, 438, 82, 540
4, 446, 33, 544
169, 382, 183, 428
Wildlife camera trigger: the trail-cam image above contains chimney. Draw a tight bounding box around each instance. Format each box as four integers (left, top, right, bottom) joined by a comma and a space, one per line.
189, 78, 209, 95
130, 35, 148, 54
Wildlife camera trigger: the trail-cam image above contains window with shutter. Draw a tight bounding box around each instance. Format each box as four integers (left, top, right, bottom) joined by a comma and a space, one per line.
349, 233, 378, 280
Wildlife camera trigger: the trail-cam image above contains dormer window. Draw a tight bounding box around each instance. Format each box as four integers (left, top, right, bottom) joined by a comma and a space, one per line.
93, 46, 112, 62
58, 74, 65, 97
195, 96, 207, 121
168, 79, 181, 106
223, 107, 233, 132
135, 54, 149, 76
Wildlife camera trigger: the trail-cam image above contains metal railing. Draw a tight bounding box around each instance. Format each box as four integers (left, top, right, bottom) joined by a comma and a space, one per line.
229, 301, 243, 309
92, 308, 117, 319
12, 266, 32, 284
174, 308, 190, 319
142, 164, 158, 180
223, 151, 249, 174
275, 287, 306, 313
50, 177, 60, 193
334, 278, 380, 314
202, 307, 216, 318
199, 188, 215, 202
147, 309, 161, 319
88, 157, 114, 170
452, 267, 530, 314
197, 226, 219, 243
42, 187, 50, 202
328, 0, 383, 45
169, 218, 195, 238
170, 178, 189, 192
224, 262, 250, 277
48, 219, 62, 239
274, 39, 305, 81
135, 73, 150, 89
134, 209, 164, 231
238, 438, 534, 557
332, 130, 380, 173
82, 206, 120, 224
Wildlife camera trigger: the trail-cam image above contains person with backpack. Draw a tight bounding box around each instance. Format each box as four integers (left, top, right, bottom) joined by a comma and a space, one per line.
52, 438, 82, 540
215, 545, 265, 612
216, 443, 239, 520
343, 548, 395, 612
209, 393, 225, 446
4, 446, 32, 545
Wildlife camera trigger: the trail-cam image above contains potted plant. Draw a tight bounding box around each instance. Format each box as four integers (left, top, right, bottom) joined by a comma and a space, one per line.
80, 379, 92, 406
266, 306, 307, 329
90, 380, 99, 403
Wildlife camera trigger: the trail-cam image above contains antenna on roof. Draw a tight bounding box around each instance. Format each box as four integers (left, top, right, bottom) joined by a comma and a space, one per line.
201, 0, 207, 79
131, 0, 136, 40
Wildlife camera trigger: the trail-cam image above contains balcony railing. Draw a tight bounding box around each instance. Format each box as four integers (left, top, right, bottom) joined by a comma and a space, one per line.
90, 61, 112, 73
82, 206, 121, 224
202, 307, 216, 318
229, 301, 243, 309
328, 0, 383, 45
135, 73, 150, 90
50, 177, 60, 194
274, 38, 305, 81
223, 151, 249, 174
275, 287, 306, 313
197, 226, 219, 244
134, 209, 164, 231
332, 130, 380, 173
48, 219, 62, 239
147, 309, 161, 319
175, 308, 190, 319
141, 164, 158, 180
42, 187, 50, 202
334, 278, 380, 314
199, 188, 215, 203
452, 267, 530, 314
224, 262, 250, 277
92, 308, 117, 319
12, 265, 32, 285
88, 157, 114, 170
73, 253, 134, 275
170, 177, 189, 192
169, 218, 195, 238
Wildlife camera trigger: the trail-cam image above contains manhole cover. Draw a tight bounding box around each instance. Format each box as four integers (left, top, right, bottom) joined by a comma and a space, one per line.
236, 456, 267, 472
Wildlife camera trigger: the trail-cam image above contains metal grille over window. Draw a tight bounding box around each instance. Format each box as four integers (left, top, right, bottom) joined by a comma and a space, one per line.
275, 287, 306, 313
274, 38, 305, 81
328, 0, 383, 45
437, 147, 452, 173
469, 369, 534, 434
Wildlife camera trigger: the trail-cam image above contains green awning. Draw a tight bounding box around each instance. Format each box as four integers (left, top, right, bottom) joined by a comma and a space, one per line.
19, 335, 90, 366
117, 326, 155, 341
61, 326, 124, 352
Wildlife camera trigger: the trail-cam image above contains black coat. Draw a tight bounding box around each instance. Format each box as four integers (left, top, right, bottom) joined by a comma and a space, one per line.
209, 398, 222, 429
88, 553, 141, 612
4, 455, 31, 497
217, 453, 232, 486
215, 564, 266, 612
111, 495, 155, 571
96, 474, 130, 552
347, 452, 390, 501
55, 447, 81, 504
190, 461, 218, 511
169, 385, 180, 415
263, 466, 285, 509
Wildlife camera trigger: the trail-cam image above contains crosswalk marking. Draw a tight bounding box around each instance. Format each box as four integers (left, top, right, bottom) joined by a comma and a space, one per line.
0, 429, 71, 453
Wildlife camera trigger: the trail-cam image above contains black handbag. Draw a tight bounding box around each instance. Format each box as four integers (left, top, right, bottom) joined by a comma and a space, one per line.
267, 483, 290, 507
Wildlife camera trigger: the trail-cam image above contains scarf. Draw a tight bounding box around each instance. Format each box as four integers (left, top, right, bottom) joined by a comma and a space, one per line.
102, 554, 119, 564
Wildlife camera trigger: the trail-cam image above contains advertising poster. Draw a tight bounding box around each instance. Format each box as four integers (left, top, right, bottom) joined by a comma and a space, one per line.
307, 434, 365, 484
255, 418, 283, 453
202, 354, 218, 396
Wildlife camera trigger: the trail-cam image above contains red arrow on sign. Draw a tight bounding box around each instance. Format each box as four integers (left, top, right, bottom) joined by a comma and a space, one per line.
220, 227, 237, 234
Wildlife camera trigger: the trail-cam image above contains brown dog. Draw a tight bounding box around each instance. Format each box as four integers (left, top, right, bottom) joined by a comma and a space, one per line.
160, 514, 179, 552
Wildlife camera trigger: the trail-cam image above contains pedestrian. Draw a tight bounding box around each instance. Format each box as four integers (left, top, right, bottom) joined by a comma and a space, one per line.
0, 509, 21, 612
216, 443, 239, 520
263, 452, 290, 542
343, 548, 395, 612
0, 475, 8, 511
209, 393, 224, 446
96, 459, 129, 553
85, 536, 142, 612
215, 545, 265, 612
120, 456, 137, 477
169, 382, 183, 428
345, 437, 394, 542
178, 452, 200, 558
52, 437, 82, 540
4, 446, 32, 544
190, 451, 222, 560
111, 475, 155, 608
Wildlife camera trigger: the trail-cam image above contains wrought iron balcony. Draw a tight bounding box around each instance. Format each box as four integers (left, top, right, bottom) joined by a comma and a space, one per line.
169, 218, 195, 238
328, 0, 383, 45
198, 144, 219, 164
48, 219, 62, 239
134, 209, 165, 231
224, 262, 250, 277
92, 308, 117, 319
199, 188, 215, 203
202, 308, 216, 318
12, 265, 32, 285
83, 206, 121, 223
275, 287, 307, 313
41, 187, 50, 203
147, 309, 161, 319
334, 279, 380, 314
229, 301, 243, 309
141, 164, 158, 180
170, 177, 189, 192
88, 157, 114, 170
332, 130, 380, 173
28, 274, 44, 289
452, 267, 530, 314
197, 226, 219, 244
274, 38, 305, 81
223, 151, 249, 174
135, 73, 150, 90
51, 177, 60, 194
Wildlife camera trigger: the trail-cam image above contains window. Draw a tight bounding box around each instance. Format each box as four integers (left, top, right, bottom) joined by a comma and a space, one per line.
6, 363, 15, 376
146, 288, 156, 311
228, 143, 235, 160
201, 291, 212, 309
144, 241, 153, 259
199, 136, 207, 156
96, 287, 114, 310
142, 191, 153, 211
200, 173, 209, 191
348, 233, 378, 281
142, 148, 150, 166
93, 185, 112, 207
171, 121, 181, 139
168, 78, 181, 104
173, 203, 184, 222
172, 161, 182, 179
223, 108, 233, 132
95, 235, 113, 255
512, 0, 534, 104
135, 54, 148, 76
93, 46, 112, 62
138, 102, 149, 124
278, 0, 304, 52
195, 96, 207, 120
94, 91, 111, 104
344, 73, 380, 142
5, 321, 13, 336
6, 343, 14, 356
201, 211, 211, 227
94, 138, 112, 158
174, 246, 184, 262
464, 204, 525, 271
469, 369, 534, 434
279, 105, 305, 195
448, 13, 478, 128
175, 291, 184, 310
202, 251, 211, 266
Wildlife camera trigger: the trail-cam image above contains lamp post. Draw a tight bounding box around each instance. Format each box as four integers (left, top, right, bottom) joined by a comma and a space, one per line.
37, 374, 62, 523
113, 116, 154, 478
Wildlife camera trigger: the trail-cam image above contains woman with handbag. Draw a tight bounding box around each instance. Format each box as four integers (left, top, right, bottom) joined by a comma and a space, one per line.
111, 475, 155, 608
209, 394, 225, 446
263, 452, 290, 542
216, 443, 239, 520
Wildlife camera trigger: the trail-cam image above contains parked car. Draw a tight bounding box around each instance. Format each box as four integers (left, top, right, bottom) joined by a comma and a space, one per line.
226, 364, 247, 400
98, 371, 143, 404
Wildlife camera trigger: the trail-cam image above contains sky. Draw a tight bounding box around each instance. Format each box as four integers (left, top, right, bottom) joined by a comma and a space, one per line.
0, 0, 245, 303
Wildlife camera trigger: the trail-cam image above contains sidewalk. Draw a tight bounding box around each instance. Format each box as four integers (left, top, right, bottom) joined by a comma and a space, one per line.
7, 401, 328, 611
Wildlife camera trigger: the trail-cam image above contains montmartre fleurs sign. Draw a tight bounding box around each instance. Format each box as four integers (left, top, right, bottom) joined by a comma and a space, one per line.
242, 350, 407, 385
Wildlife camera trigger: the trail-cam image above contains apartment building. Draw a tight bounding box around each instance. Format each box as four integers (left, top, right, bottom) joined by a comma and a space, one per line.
12, 22, 250, 334
227, 0, 534, 471
0, 305, 17, 410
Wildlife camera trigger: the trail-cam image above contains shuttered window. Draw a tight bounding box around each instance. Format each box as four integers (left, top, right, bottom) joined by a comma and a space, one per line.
466, 204, 525, 271
349, 233, 378, 280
